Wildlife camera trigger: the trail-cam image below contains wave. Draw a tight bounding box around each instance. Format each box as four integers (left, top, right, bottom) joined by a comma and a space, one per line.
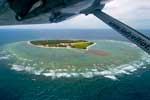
0, 55, 11, 60
4, 40, 150, 80
11, 64, 118, 80
10, 56, 150, 80
11, 54, 150, 81
107, 40, 138, 47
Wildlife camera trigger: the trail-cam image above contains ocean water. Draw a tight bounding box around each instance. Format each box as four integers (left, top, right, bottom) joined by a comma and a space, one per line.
0, 29, 150, 100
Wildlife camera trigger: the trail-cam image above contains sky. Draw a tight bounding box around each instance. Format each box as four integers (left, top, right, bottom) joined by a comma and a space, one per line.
1, 0, 150, 29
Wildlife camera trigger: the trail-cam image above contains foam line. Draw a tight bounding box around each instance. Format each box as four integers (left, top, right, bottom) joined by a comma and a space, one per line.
4, 40, 150, 81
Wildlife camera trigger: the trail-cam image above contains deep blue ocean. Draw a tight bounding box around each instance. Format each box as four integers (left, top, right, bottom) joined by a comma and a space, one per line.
0, 29, 150, 100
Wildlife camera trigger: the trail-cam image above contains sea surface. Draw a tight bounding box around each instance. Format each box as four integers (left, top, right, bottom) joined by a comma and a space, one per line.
0, 29, 150, 100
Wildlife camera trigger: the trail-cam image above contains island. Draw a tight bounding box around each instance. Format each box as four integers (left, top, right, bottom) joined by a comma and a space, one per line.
29, 40, 95, 50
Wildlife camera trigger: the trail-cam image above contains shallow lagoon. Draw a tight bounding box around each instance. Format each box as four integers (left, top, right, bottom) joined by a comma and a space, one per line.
1, 40, 150, 80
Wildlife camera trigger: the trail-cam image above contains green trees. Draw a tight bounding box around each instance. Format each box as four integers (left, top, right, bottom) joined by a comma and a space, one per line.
30, 40, 94, 49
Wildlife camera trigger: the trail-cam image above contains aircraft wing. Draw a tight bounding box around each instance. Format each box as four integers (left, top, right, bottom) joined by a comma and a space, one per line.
93, 10, 150, 55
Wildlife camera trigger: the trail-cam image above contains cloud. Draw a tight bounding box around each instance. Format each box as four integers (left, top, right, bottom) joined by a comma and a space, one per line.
104, 0, 150, 20
103, 0, 150, 29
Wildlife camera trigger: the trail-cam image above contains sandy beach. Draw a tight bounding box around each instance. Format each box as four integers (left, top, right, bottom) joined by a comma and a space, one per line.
27, 41, 96, 50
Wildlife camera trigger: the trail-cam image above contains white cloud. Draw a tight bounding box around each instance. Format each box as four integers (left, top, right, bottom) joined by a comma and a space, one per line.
104, 0, 150, 19
103, 0, 150, 29
0, 14, 108, 29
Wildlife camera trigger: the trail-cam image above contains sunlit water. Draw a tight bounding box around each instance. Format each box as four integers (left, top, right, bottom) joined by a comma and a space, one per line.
0, 29, 150, 100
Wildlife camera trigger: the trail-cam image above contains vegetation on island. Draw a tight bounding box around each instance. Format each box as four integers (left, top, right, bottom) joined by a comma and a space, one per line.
30, 40, 94, 49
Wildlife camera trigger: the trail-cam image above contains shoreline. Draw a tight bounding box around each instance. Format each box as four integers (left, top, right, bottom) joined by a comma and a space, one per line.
27, 41, 96, 50
86, 43, 96, 50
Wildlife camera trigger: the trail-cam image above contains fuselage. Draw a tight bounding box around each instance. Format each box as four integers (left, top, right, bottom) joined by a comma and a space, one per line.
0, 0, 110, 24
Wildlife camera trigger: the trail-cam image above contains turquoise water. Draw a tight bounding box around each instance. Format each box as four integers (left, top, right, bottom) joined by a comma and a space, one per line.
0, 29, 150, 100
1, 40, 150, 80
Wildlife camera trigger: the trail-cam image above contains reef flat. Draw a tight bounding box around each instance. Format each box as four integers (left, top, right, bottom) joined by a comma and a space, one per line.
1, 40, 150, 80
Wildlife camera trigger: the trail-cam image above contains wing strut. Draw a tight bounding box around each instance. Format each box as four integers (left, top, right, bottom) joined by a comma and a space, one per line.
93, 10, 150, 55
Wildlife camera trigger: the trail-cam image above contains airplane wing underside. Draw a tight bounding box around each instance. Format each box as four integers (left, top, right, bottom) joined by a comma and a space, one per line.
0, 4, 53, 25
0, 0, 96, 25
93, 10, 150, 54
